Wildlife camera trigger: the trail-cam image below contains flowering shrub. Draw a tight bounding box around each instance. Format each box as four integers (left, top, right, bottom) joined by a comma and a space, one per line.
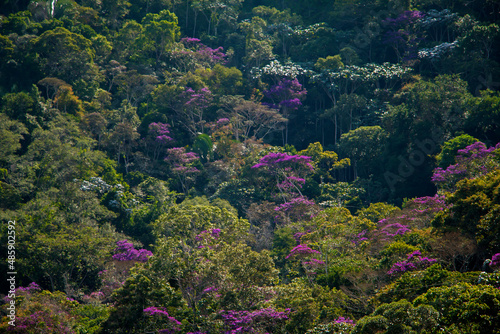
171, 37, 228, 71
432, 141, 500, 192
143, 306, 182, 333
491, 253, 500, 271
165, 147, 200, 193
286, 244, 321, 259
220, 308, 290, 333
112, 240, 153, 262
377, 219, 411, 239
383, 10, 424, 61
263, 78, 307, 112
387, 250, 437, 276
253, 152, 313, 194
194, 228, 222, 248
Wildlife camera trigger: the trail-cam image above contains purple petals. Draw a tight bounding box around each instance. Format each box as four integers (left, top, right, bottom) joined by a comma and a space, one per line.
112, 240, 153, 262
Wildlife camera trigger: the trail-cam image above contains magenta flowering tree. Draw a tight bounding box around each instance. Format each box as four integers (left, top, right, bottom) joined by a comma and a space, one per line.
263, 78, 307, 145
286, 244, 324, 283
165, 147, 200, 193
178, 87, 213, 137
142, 122, 173, 160
387, 250, 437, 277
220, 308, 290, 333
113, 239, 153, 262
172, 37, 228, 71
370, 194, 449, 249
252, 152, 316, 223
194, 228, 221, 248
432, 141, 500, 192
143, 306, 182, 333
252, 152, 313, 200
274, 197, 318, 224
286, 244, 321, 260
491, 253, 500, 269
382, 10, 424, 62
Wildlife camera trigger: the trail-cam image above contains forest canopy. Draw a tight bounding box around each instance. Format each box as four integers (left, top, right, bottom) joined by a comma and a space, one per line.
1, 0, 500, 333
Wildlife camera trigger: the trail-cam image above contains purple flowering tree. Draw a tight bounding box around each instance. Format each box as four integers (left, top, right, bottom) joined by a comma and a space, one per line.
97, 240, 155, 298
286, 244, 325, 283
432, 141, 500, 192
383, 10, 424, 62
252, 152, 313, 200
491, 253, 500, 271
252, 152, 315, 223
165, 147, 200, 193
220, 308, 290, 333
172, 37, 228, 71
113, 239, 153, 262
142, 122, 173, 160
178, 87, 213, 137
263, 78, 307, 145
274, 197, 319, 224
143, 306, 182, 333
387, 250, 437, 277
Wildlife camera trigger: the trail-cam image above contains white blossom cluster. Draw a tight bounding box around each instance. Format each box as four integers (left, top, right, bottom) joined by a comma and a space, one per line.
250, 60, 309, 79
80, 177, 112, 194
419, 9, 458, 28
418, 41, 458, 60
312, 62, 412, 85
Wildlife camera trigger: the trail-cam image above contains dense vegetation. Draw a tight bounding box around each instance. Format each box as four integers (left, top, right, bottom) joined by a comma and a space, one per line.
1, 0, 500, 333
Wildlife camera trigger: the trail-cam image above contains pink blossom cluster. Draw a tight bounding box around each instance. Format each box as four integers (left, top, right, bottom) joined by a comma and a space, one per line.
293, 231, 311, 245
334, 316, 355, 324
377, 220, 411, 238
9, 310, 73, 333
182, 87, 213, 110
165, 147, 200, 174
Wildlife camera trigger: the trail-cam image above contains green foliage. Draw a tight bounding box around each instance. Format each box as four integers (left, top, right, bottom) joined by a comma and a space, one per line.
432, 170, 500, 254
273, 279, 349, 334
101, 264, 186, 334
192, 133, 213, 162
436, 134, 480, 169
315, 55, 344, 71
353, 300, 440, 334
414, 282, 500, 333
339, 126, 388, 178
373, 264, 480, 305
2, 1, 500, 333
357, 203, 401, 224
33, 26, 99, 84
